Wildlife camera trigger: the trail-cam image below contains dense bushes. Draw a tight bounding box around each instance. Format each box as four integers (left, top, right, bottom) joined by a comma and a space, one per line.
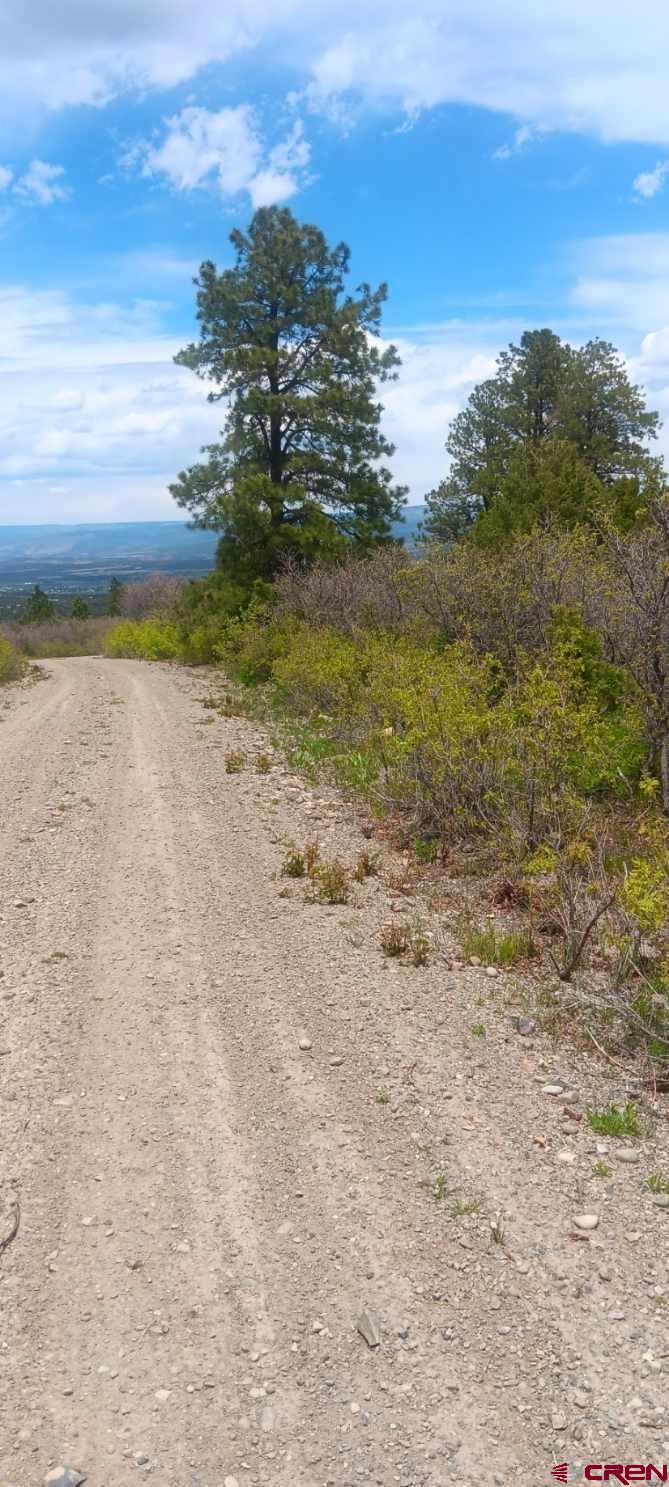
1, 618, 113, 659
0, 634, 24, 682
105, 619, 182, 661
219, 613, 646, 841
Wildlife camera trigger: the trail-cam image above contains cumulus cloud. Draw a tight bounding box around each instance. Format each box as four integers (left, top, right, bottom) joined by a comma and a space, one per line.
138, 106, 311, 206
633, 159, 669, 199
2, 0, 669, 151
0, 274, 504, 519
0, 283, 222, 520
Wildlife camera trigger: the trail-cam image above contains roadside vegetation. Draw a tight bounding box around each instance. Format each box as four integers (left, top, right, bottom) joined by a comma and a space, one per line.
3, 616, 115, 658
16, 205, 669, 1074
0, 573, 184, 659
0, 633, 24, 683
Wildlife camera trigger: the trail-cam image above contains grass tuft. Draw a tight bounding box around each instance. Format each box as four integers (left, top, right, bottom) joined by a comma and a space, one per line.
460, 917, 535, 966
450, 1198, 481, 1217
585, 1101, 643, 1140
646, 1172, 669, 1194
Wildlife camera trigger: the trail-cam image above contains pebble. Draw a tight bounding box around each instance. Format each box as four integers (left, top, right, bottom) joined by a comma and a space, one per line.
485, 966, 498, 978
551, 1412, 567, 1431
543, 1084, 564, 1096
573, 1213, 599, 1231
516, 1016, 536, 1036
298, 1036, 312, 1051
654, 1194, 669, 1210
44, 1472, 87, 1487
356, 1309, 381, 1348
224, 1479, 239, 1487
573, 1390, 590, 1409
616, 1148, 640, 1164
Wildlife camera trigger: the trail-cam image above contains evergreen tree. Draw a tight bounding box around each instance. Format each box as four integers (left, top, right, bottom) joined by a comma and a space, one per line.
425, 330, 661, 543
171, 206, 406, 582
107, 577, 124, 616
23, 585, 55, 623
71, 596, 90, 620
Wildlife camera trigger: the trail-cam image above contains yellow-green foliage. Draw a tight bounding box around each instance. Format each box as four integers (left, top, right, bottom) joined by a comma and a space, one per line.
213, 606, 292, 684
222, 611, 648, 855
0, 634, 23, 682
621, 849, 669, 932
105, 619, 181, 661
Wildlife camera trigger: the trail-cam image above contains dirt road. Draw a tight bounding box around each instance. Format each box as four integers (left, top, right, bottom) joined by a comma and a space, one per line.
0, 658, 668, 1486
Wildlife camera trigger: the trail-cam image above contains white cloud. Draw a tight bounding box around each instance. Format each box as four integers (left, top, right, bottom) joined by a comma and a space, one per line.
381, 332, 499, 494
138, 105, 311, 206
0, 283, 222, 518
570, 232, 669, 328
2, 1, 669, 151
0, 274, 506, 519
13, 159, 69, 205
633, 159, 669, 199
0, 165, 12, 191
493, 125, 543, 161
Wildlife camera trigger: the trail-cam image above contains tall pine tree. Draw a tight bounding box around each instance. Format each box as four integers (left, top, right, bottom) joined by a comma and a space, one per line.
171, 207, 406, 583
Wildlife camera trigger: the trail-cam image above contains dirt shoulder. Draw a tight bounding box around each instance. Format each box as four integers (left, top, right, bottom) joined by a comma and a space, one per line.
0, 657, 667, 1487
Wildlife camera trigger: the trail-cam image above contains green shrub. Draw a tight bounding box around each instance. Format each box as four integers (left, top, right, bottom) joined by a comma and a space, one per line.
308, 859, 351, 904
0, 635, 23, 682
105, 619, 181, 661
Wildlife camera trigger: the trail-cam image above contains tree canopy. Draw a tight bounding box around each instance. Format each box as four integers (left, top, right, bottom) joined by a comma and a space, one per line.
171, 206, 406, 583
425, 329, 662, 543
23, 585, 55, 623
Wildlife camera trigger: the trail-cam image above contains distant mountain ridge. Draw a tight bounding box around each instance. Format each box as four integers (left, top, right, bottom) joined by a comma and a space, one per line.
0, 508, 425, 592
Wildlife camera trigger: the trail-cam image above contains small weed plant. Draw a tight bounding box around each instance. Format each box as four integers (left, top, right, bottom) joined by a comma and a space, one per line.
309, 859, 351, 905
353, 848, 380, 881
585, 1101, 642, 1140
460, 917, 534, 966
646, 1173, 669, 1194
450, 1198, 481, 1218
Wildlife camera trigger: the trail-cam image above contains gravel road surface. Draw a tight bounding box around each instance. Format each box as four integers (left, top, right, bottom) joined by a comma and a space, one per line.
1, 658, 668, 1486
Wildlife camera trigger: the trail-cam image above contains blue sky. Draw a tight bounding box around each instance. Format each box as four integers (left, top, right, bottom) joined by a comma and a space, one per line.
2, 1, 669, 522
